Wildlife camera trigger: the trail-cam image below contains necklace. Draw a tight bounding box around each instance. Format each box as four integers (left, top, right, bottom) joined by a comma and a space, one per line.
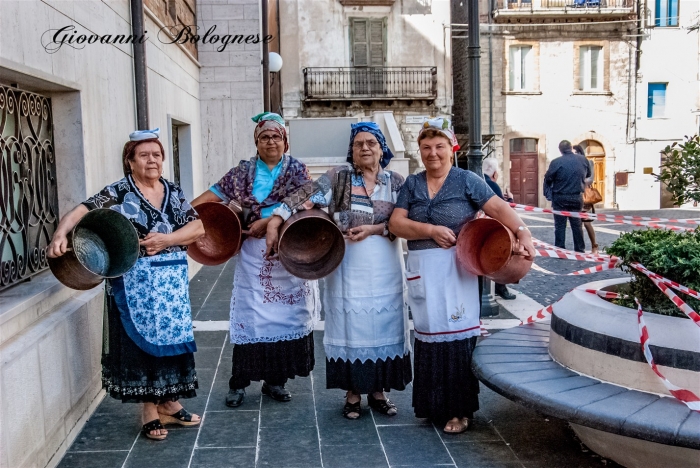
428, 172, 449, 197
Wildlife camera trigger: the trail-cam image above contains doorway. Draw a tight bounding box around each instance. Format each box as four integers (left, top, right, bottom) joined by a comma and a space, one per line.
579, 139, 605, 205
509, 138, 539, 206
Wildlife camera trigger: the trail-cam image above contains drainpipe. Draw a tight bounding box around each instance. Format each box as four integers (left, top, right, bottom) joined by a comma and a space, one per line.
488, 0, 494, 136
130, 0, 149, 129
467, 0, 484, 176
262, 0, 270, 112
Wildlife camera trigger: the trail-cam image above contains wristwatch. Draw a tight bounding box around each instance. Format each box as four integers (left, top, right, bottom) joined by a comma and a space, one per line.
382, 221, 390, 237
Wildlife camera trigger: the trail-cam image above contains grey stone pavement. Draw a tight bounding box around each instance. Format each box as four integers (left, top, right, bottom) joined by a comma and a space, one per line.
57, 208, 699, 468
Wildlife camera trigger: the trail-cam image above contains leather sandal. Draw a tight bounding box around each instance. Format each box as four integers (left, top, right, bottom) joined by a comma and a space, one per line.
142, 419, 168, 440
158, 408, 200, 427
342, 397, 361, 420
368, 394, 397, 416
443, 417, 469, 434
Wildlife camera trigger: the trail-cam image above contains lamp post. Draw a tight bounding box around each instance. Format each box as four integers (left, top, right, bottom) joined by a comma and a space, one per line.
261, 0, 270, 111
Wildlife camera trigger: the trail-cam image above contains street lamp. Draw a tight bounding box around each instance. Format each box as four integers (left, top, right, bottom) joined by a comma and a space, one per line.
269, 52, 283, 73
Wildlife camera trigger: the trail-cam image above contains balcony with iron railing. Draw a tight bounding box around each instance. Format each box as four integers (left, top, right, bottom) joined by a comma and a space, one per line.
492, 0, 635, 19
303, 67, 437, 101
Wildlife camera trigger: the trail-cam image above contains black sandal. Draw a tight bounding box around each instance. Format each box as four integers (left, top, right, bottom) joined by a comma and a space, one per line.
342, 398, 361, 420
142, 419, 167, 440
158, 408, 200, 427
368, 394, 397, 416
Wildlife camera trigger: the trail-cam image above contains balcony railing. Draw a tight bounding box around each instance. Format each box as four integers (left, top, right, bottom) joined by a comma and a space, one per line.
494, 0, 634, 14
303, 67, 437, 101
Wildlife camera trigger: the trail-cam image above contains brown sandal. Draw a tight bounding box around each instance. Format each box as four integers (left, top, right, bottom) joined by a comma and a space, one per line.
443, 417, 469, 434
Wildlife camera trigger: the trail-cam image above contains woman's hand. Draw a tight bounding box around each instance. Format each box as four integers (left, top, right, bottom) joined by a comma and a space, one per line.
516, 231, 536, 260
140, 232, 172, 256
248, 218, 271, 239
302, 200, 314, 210
47, 233, 69, 258
346, 224, 382, 242
430, 225, 457, 249
265, 216, 284, 258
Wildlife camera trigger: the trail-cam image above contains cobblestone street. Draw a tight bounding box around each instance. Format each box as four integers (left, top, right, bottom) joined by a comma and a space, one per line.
56, 208, 699, 468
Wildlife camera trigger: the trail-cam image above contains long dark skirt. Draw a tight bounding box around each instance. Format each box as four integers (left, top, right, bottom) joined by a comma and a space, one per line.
412, 337, 480, 423
326, 353, 413, 394
101, 292, 198, 403
229, 332, 315, 389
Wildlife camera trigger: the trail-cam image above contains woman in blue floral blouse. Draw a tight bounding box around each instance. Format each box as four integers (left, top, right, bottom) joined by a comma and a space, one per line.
266, 122, 412, 420
192, 112, 319, 409
48, 129, 205, 441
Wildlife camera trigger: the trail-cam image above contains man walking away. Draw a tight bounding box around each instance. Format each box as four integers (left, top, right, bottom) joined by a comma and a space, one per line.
482, 157, 516, 300
544, 140, 591, 253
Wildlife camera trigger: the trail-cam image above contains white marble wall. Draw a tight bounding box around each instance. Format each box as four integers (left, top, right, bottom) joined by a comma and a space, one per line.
197, 0, 262, 187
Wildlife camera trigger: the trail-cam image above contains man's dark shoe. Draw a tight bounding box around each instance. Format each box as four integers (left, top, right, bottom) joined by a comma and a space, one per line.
262, 382, 292, 402
495, 288, 516, 300
225, 388, 245, 407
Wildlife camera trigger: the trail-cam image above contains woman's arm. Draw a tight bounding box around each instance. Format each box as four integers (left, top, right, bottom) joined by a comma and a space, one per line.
191, 190, 223, 207
389, 208, 457, 249
47, 204, 90, 258
140, 220, 205, 256
481, 196, 536, 259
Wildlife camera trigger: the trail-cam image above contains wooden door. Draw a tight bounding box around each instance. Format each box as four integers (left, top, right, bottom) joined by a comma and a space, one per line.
581, 140, 605, 205
509, 138, 539, 206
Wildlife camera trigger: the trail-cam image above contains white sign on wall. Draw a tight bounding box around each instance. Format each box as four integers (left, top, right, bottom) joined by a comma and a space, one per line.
405, 116, 430, 124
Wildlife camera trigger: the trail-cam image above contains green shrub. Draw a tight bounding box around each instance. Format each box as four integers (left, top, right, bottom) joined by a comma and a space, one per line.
606, 228, 700, 318
654, 135, 700, 206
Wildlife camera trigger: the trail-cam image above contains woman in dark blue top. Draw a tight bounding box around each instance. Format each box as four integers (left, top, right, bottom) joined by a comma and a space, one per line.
389, 118, 535, 434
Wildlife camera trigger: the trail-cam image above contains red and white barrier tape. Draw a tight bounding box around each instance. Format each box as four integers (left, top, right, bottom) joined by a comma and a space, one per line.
520, 287, 623, 324
511, 203, 696, 231
579, 289, 626, 299
637, 299, 700, 412
480, 320, 491, 337
532, 239, 615, 263
630, 263, 700, 328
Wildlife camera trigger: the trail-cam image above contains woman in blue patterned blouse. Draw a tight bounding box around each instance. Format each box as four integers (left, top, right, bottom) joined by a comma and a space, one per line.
48, 129, 205, 441
389, 118, 535, 434
266, 122, 412, 420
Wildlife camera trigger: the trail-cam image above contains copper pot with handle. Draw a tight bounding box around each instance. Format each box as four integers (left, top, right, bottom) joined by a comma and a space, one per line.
48, 208, 140, 290
188, 201, 244, 266
277, 208, 345, 280
456, 217, 532, 284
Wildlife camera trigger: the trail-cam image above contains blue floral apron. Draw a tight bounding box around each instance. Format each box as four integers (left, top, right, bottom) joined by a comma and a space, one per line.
112, 251, 197, 357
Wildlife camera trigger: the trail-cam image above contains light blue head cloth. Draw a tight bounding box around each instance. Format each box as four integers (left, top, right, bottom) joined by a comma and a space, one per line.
346, 122, 394, 169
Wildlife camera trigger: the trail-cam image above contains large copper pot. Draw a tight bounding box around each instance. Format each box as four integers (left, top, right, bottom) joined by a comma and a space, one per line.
188, 201, 243, 265
48, 209, 140, 290
277, 209, 345, 280
456, 217, 532, 284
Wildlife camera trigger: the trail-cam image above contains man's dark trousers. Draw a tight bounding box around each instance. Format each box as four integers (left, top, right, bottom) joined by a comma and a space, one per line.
552, 195, 585, 252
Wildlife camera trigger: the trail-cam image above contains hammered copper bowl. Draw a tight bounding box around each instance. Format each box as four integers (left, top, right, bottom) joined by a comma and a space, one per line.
187, 201, 243, 266
48, 208, 140, 290
456, 217, 532, 284
278, 209, 345, 280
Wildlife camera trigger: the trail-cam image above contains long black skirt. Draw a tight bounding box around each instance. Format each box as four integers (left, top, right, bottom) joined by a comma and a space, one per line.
412, 337, 480, 423
325, 353, 413, 394
101, 291, 198, 403
229, 332, 315, 389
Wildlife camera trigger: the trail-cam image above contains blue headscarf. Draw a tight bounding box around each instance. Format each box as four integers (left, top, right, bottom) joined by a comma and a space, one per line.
346, 122, 394, 169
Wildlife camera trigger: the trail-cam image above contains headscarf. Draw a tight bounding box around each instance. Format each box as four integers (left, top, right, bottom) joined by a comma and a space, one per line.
418, 117, 460, 152
252, 112, 289, 153
346, 122, 394, 169
122, 128, 165, 176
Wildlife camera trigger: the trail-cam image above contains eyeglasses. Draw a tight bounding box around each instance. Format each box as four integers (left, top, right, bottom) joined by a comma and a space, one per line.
258, 135, 284, 143
352, 139, 379, 150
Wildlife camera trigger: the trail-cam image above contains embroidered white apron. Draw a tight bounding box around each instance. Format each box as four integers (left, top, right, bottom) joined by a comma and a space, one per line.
405, 246, 480, 343
229, 237, 320, 344
112, 251, 196, 356
323, 236, 410, 363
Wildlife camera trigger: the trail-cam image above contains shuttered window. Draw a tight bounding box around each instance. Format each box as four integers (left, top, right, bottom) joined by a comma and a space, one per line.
351, 18, 386, 67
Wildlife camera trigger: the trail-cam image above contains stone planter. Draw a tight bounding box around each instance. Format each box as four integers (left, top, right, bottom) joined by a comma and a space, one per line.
550, 278, 700, 468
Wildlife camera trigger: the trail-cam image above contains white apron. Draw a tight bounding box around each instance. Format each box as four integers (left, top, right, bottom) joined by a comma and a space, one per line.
229, 237, 320, 344
323, 236, 410, 363
405, 246, 480, 343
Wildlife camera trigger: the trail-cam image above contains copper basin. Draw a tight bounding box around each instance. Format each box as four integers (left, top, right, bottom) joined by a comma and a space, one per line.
278, 209, 345, 280
456, 217, 532, 284
48, 208, 140, 290
188, 201, 243, 266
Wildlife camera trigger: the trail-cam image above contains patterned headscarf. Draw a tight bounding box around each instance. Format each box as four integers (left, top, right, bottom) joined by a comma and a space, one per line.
252, 112, 289, 152
418, 117, 460, 152
346, 122, 394, 169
